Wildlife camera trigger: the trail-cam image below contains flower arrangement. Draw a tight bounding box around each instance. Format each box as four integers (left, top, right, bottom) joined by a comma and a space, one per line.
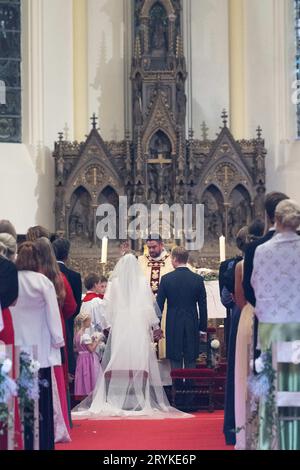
236, 349, 278, 448
17, 351, 43, 410
0, 351, 17, 433
207, 338, 221, 368
248, 349, 278, 445
210, 339, 220, 350
248, 351, 276, 401
197, 268, 219, 282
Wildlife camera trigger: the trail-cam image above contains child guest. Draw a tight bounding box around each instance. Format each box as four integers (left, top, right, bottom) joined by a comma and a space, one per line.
74, 311, 103, 396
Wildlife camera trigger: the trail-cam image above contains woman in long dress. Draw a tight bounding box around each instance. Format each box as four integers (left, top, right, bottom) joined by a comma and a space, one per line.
234, 220, 264, 450
10, 242, 65, 450
72, 254, 188, 419
35, 237, 76, 442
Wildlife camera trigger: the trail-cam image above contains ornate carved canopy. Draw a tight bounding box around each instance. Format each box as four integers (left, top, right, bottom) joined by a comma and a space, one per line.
53, 1, 267, 273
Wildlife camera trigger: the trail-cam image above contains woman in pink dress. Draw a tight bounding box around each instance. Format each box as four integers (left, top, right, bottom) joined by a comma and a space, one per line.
74, 311, 102, 396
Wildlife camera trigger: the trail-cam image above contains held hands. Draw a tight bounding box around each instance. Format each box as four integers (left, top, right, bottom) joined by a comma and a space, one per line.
199, 331, 207, 343
153, 327, 164, 342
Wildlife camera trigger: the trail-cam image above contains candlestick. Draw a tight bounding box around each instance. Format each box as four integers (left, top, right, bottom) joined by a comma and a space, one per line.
219, 235, 226, 263
101, 236, 108, 264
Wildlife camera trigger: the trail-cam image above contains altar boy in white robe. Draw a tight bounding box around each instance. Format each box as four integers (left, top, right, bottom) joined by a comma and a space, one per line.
81, 273, 108, 332
79, 273, 109, 360
138, 234, 174, 359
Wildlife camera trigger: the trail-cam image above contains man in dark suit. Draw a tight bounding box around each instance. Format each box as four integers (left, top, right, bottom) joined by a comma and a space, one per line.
242, 191, 289, 364
156, 246, 207, 370
52, 238, 82, 375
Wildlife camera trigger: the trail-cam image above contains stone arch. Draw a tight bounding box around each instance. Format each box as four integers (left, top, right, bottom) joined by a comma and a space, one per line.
97, 185, 120, 207
148, 129, 172, 157
146, 127, 176, 156
227, 184, 253, 240
200, 184, 225, 243
141, 0, 175, 17
68, 186, 93, 243
97, 186, 121, 240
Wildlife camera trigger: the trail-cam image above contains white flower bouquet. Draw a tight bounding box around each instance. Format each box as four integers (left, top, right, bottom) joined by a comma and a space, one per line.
0, 349, 18, 432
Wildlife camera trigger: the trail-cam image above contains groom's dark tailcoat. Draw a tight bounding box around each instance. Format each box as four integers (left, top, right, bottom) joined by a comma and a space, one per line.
156, 267, 208, 362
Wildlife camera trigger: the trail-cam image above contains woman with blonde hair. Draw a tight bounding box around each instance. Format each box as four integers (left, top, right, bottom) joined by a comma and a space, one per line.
74, 310, 102, 396
0, 219, 17, 239
0, 230, 22, 450
251, 199, 300, 449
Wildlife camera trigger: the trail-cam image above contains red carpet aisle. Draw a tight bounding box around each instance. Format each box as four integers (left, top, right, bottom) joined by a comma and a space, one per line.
56, 411, 233, 450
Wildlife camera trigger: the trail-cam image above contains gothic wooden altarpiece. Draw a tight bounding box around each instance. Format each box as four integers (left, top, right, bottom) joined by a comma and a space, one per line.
53, 0, 266, 276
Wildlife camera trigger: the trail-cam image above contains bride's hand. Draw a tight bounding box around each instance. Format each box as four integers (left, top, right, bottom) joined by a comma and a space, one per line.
153, 328, 164, 342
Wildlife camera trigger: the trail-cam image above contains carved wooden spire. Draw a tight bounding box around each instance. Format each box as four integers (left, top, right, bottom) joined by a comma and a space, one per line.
134, 35, 142, 60
176, 34, 184, 58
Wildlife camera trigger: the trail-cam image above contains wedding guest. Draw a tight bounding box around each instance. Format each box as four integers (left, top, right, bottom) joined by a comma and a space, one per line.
243, 192, 289, 365
74, 311, 102, 396
156, 246, 207, 370
221, 226, 248, 446
35, 237, 76, 441
52, 238, 82, 376
0, 219, 17, 239
251, 199, 300, 450
233, 219, 264, 450
0, 232, 22, 451
26, 225, 51, 242
10, 242, 64, 450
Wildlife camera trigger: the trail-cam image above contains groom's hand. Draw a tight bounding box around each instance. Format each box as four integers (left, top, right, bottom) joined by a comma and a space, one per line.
153, 328, 164, 342
199, 331, 207, 343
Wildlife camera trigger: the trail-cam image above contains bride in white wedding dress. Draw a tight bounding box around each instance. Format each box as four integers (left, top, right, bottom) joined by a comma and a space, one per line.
72, 253, 190, 420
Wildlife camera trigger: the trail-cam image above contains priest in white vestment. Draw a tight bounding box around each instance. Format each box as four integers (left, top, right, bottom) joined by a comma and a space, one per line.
138, 234, 174, 359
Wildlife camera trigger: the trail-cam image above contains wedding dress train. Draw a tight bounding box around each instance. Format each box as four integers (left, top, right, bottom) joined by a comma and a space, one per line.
72, 254, 190, 420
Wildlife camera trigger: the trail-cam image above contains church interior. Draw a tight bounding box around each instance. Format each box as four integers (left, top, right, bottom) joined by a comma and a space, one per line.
1, 0, 300, 454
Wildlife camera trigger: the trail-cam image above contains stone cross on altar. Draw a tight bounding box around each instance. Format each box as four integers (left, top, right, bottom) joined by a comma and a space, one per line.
148, 153, 171, 169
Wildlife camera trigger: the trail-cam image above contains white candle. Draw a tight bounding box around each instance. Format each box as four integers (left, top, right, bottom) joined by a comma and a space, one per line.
219, 235, 226, 262
101, 237, 108, 264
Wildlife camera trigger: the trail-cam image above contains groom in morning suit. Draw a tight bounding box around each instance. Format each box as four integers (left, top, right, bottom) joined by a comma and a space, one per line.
156, 247, 208, 370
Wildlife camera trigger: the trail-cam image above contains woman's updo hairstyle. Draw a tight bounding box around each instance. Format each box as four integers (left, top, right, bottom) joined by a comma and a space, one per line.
0, 233, 17, 260
275, 199, 300, 231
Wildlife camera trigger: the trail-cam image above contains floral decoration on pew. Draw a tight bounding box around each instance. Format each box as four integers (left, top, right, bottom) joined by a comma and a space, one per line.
197, 268, 219, 282
236, 349, 278, 448
0, 350, 17, 433
17, 351, 45, 409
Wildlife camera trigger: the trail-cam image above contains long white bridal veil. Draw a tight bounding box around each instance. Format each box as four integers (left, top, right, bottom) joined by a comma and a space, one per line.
72, 253, 190, 419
